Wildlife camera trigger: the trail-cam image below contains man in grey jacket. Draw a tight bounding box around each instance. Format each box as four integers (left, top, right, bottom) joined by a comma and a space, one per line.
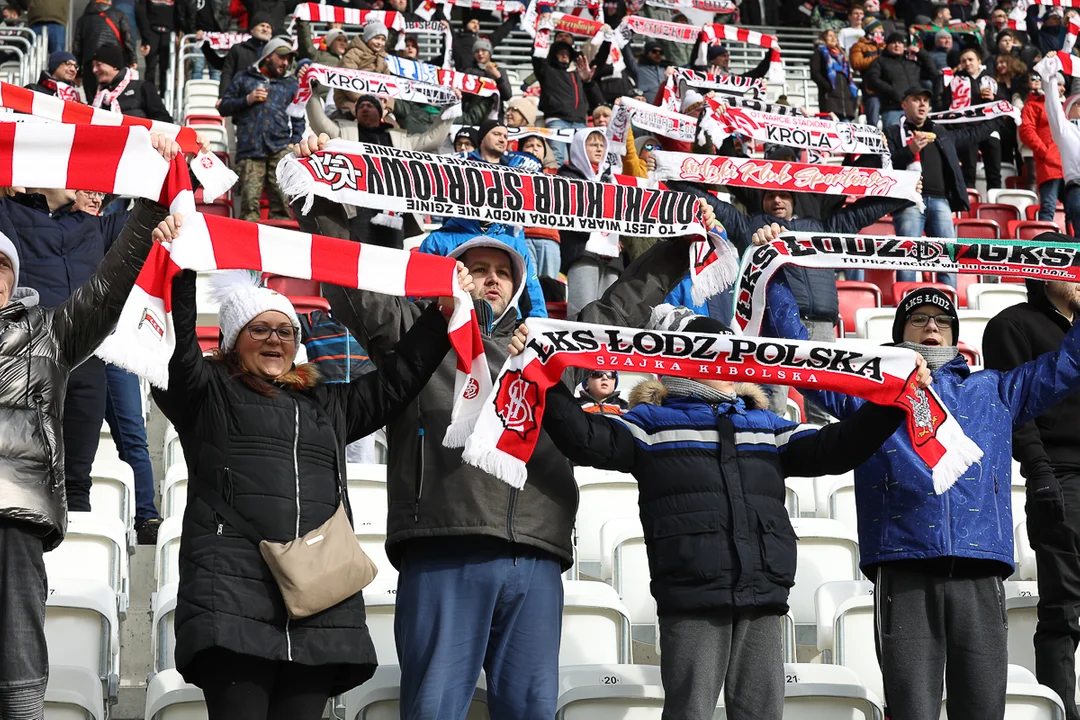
289, 133, 702, 720
0, 136, 178, 720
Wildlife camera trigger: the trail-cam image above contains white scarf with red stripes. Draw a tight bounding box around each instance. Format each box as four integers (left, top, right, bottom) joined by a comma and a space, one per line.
198, 32, 250, 51
92, 68, 134, 114
606, 96, 698, 152
459, 317, 982, 493
0, 82, 237, 202
289, 64, 462, 118
698, 25, 784, 86
3, 123, 490, 442
292, 3, 405, 29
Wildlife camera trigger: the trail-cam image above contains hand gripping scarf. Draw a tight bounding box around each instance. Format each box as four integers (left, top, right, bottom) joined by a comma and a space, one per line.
457, 317, 982, 493
277, 139, 737, 303
650, 149, 924, 209
0, 81, 237, 202
697, 94, 891, 163
2, 122, 490, 442
698, 25, 784, 86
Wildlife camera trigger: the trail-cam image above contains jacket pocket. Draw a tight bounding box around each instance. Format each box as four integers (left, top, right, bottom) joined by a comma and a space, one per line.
757, 509, 797, 588
650, 510, 723, 583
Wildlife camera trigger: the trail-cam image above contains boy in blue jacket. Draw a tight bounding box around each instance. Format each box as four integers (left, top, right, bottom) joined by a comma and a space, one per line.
765, 265, 1080, 720
508, 311, 926, 720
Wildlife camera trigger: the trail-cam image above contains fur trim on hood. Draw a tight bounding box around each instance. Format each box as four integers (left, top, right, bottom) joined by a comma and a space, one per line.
629, 379, 768, 410
274, 362, 322, 390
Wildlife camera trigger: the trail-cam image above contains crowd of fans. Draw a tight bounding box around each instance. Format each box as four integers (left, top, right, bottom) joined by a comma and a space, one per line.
5, 1, 1080, 720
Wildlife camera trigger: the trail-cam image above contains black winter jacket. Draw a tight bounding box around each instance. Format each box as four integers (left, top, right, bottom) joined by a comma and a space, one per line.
136, 0, 176, 34
883, 118, 995, 211
73, 1, 137, 65
451, 15, 514, 72
177, 0, 229, 32
91, 67, 173, 121
296, 196, 693, 570
532, 46, 607, 124
542, 380, 902, 615
672, 182, 909, 323
0, 200, 162, 550
218, 36, 266, 99
984, 274, 1080, 478
810, 45, 859, 119
862, 48, 939, 112
153, 271, 452, 690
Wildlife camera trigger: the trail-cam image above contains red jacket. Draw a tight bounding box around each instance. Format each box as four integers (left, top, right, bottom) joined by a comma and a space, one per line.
1019, 94, 1064, 185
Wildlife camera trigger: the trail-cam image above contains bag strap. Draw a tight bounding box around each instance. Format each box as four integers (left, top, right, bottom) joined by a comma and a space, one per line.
191, 477, 265, 547
100, 14, 123, 46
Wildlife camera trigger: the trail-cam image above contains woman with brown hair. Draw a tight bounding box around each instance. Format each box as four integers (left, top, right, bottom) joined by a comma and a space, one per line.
152, 266, 472, 720
995, 52, 1029, 168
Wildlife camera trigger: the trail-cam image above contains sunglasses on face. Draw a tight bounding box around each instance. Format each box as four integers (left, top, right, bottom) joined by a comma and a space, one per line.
908, 313, 954, 329
246, 324, 300, 342
588, 371, 616, 380
642, 143, 660, 152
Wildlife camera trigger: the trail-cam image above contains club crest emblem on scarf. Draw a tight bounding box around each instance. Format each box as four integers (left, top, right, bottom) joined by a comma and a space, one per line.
905, 382, 941, 440
308, 152, 361, 192
494, 370, 539, 438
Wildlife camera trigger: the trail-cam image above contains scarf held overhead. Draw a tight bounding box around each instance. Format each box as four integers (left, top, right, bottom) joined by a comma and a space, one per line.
458, 318, 982, 493
383, 55, 498, 96
651, 149, 923, 209
0, 82, 237, 202
698, 25, 784, 86
606, 96, 698, 154
1, 122, 490, 442
277, 139, 737, 302
290, 64, 459, 117
291, 3, 405, 28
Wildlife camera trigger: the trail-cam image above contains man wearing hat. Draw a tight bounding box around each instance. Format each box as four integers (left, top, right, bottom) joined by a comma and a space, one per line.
883, 85, 997, 282
89, 43, 172, 121
217, 12, 272, 103
219, 36, 303, 221
851, 16, 886, 125
764, 272, 1080, 720
636, 40, 669, 106
863, 31, 940, 127
462, 36, 512, 125
694, 41, 772, 81
451, 9, 518, 72
533, 38, 605, 165
26, 50, 81, 102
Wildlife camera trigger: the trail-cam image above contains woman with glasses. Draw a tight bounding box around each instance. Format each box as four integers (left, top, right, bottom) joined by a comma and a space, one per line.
151, 266, 472, 720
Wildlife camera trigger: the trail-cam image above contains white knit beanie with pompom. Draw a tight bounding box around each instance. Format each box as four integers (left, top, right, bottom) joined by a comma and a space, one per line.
210, 271, 301, 352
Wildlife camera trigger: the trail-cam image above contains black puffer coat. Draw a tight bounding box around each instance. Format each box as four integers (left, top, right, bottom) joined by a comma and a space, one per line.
153, 271, 451, 690
0, 200, 162, 550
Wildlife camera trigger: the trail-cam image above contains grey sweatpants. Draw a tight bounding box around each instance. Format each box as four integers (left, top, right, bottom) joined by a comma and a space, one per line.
874, 564, 1008, 720
0, 519, 48, 720
658, 608, 784, 720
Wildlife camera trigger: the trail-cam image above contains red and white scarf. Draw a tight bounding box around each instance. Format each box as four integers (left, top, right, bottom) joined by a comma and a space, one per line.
198, 31, 249, 51
698, 24, 784, 86
616, 14, 701, 44
606, 96, 698, 153
1, 122, 490, 441
698, 94, 891, 162
1067, 15, 1080, 53
277, 139, 737, 303
92, 69, 134, 113
651, 149, 924, 209
401, 21, 454, 67
292, 3, 405, 29
384, 55, 498, 96
39, 77, 81, 103
674, 67, 766, 97
0, 82, 237, 202
930, 100, 1021, 125
289, 64, 460, 117
1038, 50, 1080, 80
458, 318, 982, 493
646, 0, 737, 12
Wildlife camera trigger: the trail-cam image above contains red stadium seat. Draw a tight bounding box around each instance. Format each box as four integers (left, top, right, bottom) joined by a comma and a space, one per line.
193, 187, 231, 206
954, 218, 1000, 240
1010, 220, 1061, 240
975, 203, 1021, 227
196, 326, 219, 353
196, 203, 231, 217
892, 281, 958, 307
958, 341, 982, 367
265, 275, 321, 296
787, 388, 806, 421
288, 296, 331, 314
184, 114, 225, 127
836, 281, 881, 336
964, 188, 982, 217
1025, 205, 1037, 221
547, 302, 567, 319
859, 217, 894, 236
954, 273, 979, 306
863, 269, 898, 305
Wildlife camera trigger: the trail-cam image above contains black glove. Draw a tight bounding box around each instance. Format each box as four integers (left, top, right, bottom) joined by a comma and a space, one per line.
1026, 470, 1066, 529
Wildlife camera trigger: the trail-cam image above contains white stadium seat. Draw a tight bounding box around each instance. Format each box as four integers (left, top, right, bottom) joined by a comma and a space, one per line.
152, 583, 179, 673
161, 465, 188, 521
362, 580, 399, 665
555, 664, 723, 719
44, 665, 104, 720
163, 423, 184, 471
1016, 522, 1037, 581
854, 308, 895, 343
574, 468, 639, 578
987, 188, 1038, 211
940, 665, 1065, 719
783, 663, 884, 720
968, 283, 1028, 314
598, 517, 640, 582
786, 476, 817, 517
820, 472, 858, 536
561, 581, 632, 666
344, 665, 490, 719
956, 310, 993, 357
815, 581, 874, 660
355, 521, 397, 587
346, 463, 389, 529
789, 519, 861, 633
609, 523, 656, 643
156, 516, 183, 590
89, 454, 135, 533
46, 578, 120, 705
45, 513, 128, 616
145, 669, 207, 720
1008, 593, 1039, 676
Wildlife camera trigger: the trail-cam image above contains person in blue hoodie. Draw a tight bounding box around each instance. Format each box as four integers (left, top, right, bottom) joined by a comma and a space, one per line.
761, 243, 1080, 719
419, 118, 548, 319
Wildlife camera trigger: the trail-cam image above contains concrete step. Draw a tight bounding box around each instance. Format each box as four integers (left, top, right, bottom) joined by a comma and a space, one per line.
114, 546, 156, 720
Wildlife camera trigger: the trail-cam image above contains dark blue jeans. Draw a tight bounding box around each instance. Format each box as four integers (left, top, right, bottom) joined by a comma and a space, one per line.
864, 94, 880, 128
104, 364, 159, 522
1039, 179, 1062, 223
30, 22, 65, 53
395, 538, 563, 720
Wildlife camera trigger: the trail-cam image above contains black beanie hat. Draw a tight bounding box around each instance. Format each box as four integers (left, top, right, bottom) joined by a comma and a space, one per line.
91, 43, 124, 70
248, 11, 273, 30
685, 315, 733, 335
477, 118, 506, 145
891, 288, 959, 344
355, 94, 383, 117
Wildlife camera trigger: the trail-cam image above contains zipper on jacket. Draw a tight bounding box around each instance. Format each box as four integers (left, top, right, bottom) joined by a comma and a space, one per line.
506, 487, 517, 543
215, 467, 233, 536
286, 400, 300, 662
414, 426, 425, 522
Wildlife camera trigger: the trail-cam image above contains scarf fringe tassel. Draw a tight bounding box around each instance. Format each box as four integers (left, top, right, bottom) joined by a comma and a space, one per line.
691, 237, 739, 305
931, 418, 984, 494
277, 156, 318, 215
460, 438, 528, 489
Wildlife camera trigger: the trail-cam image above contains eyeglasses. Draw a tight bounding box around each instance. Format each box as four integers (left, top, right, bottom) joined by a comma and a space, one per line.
77, 191, 105, 200
648, 48, 663, 53
908, 313, 954, 329
588, 371, 616, 380
246, 324, 300, 343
